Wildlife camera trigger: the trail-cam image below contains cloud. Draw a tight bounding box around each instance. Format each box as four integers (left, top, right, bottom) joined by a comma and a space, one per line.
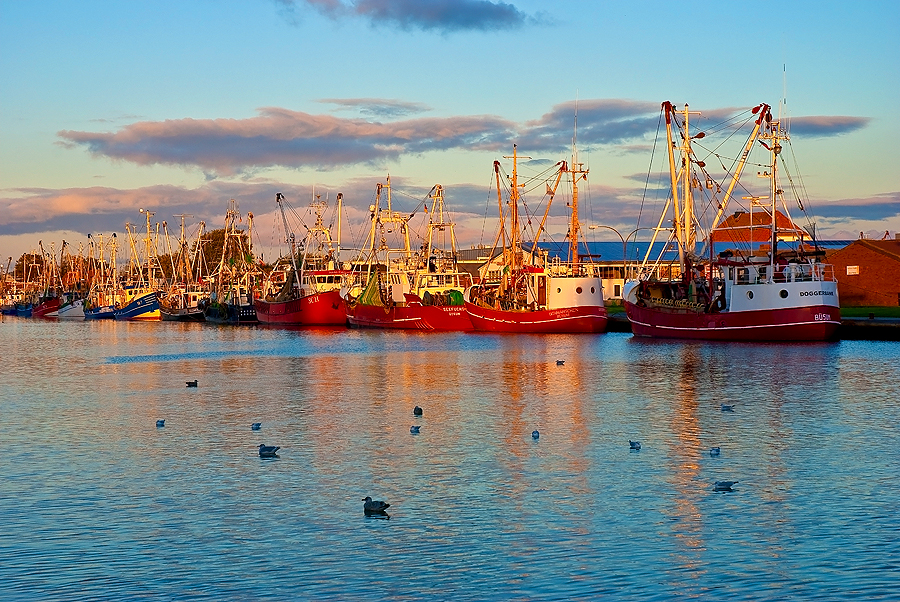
518, 99, 661, 152
58, 100, 668, 177
809, 191, 900, 221
289, 0, 537, 32
318, 97, 431, 118
59, 108, 518, 176
786, 115, 870, 138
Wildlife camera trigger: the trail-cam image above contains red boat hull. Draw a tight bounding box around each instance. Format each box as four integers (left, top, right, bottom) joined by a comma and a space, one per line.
255, 290, 347, 325
464, 302, 607, 333
624, 301, 840, 341
32, 297, 61, 318
349, 301, 473, 331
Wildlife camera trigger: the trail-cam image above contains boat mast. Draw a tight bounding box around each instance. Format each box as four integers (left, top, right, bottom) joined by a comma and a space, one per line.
335, 192, 343, 265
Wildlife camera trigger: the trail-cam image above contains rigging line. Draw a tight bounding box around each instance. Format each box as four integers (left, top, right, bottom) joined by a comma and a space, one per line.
637, 107, 665, 237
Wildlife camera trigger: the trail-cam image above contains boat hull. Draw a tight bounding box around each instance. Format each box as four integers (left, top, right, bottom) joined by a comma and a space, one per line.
624, 301, 840, 341
32, 297, 61, 319
113, 292, 161, 321
349, 299, 472, 331
255, 290, 346, 326
57, 299, 85, 319
464, 302, 607, 333
203, 302, 257, 325
84, 305, 117, 320
160, 306, 206, 321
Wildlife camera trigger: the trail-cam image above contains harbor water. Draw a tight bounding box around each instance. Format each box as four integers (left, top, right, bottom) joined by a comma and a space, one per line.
2, 317, 898, 600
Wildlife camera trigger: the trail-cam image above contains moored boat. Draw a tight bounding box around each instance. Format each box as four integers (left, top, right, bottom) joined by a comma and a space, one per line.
346, 183, 473, 331
202, 200, 260, 325
256, 192, 350, 326
463, 145, 607, 333
622, 101, 840, 341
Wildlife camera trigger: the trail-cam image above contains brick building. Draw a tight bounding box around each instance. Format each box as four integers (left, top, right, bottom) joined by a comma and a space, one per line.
827, 239, 900, 307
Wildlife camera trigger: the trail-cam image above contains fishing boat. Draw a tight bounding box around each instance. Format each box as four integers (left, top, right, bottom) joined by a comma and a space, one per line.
463, 145, 607, 333
202, 200, 259, 325
57, 293, 86, 319
114, 209, 161, 321
622, 101, 840, 341
158, 216, 207, 321
255, 192, 350, 326
346, 183, 472, 331
84, 233, 124, 320
31, 242, 64, 319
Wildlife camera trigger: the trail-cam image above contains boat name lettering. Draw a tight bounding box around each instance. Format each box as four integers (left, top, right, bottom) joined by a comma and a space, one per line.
649, 296, 705, 310
814, 313, 831, 321
800, 290, 835, 296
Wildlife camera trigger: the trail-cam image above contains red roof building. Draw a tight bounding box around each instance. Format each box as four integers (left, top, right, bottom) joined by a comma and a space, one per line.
826, 239, 900, 307
711, 210, 807, 244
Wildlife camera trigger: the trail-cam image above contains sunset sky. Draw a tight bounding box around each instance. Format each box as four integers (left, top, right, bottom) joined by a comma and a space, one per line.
2, 0, 898, 263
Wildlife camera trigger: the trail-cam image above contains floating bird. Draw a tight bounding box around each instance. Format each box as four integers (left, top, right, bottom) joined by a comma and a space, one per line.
410, 425, 421, 434
714, 480, 738, 491
251, 423, 261, 431
629, 440, 641, 450
721, 404, 734, 412
258, 444, 280, 458
710, 447, 721, 456
413, 406, 423, 416
556, 360, 565, 366
532, 430, 540, 439
156, 419, 165, 428
362, 496, 390, 512
186, 380, 198, 388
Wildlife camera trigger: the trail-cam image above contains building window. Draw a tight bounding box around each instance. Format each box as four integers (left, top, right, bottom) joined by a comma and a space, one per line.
614, 285, 620, 296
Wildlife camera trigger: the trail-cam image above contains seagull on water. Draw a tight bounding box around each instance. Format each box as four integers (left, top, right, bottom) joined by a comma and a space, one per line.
251, 423, 261, 431
258, 444, 280, 458
186, 380, 198, 388
156, 419, 165, 428
532, 430, 540, 439
714, 480, 738, 491
721, 404, 734, 412
710, 447, 721, 456
629, 440, 641, 450
413, 406, 423, 416
410, 425, 421, 434
362, 496, 390, 512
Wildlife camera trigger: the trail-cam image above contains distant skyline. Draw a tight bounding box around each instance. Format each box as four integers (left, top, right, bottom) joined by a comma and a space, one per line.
2, 0, 898, 263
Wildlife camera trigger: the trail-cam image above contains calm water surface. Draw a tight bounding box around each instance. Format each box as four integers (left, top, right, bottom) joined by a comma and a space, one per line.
1, 317, 898, 600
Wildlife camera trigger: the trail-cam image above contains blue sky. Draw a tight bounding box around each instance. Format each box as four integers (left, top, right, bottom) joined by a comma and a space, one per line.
1, 0, 898, 263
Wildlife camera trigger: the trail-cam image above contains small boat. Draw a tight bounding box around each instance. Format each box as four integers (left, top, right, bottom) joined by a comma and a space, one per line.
464, 145, 607, 333
622, 102, 840, 341
113, 286, 161, 321
158, 216, 207, 322
203, 200, 260, 325
255, 192, 351, 326
57, 294, 86, 319
113, 211, 163, 321
347, 182, 473, 331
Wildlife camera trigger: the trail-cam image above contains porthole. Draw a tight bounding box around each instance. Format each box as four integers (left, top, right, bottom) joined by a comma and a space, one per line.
557, 288, 561, 293
576, 287, 583, 294
590, 287, 595, 294
747, 291, 754, 300
780, 289, 789, 299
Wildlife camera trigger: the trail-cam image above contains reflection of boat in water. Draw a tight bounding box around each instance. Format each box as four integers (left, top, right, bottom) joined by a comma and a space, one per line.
464, 145, 607, 333
623, 102, 839, 341
203, 200, 259, 325
256, 192, 350, 326
347, 182, 473, 331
